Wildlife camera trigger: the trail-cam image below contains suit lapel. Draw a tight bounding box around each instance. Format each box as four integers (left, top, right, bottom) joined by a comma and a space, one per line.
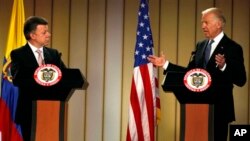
211, 36, 226, 58
207, 35, 227, 68
43, 47, 55, 64
23, 44, 39, 67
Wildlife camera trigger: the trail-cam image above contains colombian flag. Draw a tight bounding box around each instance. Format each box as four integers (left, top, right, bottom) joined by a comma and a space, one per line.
0, 0, 26, 140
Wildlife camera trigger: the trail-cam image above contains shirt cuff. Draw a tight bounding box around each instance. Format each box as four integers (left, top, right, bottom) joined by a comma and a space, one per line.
220, 63, 226, 71
163, 61, 169, 70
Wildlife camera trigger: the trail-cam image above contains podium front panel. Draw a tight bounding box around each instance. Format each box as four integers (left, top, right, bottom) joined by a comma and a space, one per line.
180, 104, 214, 141
31, 100, 67, 141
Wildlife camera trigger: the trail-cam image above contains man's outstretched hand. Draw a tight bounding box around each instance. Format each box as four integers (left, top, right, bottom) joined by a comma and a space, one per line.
147, 52, 166, 67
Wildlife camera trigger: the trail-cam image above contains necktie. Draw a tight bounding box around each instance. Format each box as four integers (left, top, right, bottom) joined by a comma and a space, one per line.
204, 40, 214, 67
36, 49, 44, 66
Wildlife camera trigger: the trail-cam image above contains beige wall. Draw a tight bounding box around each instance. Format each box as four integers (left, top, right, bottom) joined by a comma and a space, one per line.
0, 0, 249, 141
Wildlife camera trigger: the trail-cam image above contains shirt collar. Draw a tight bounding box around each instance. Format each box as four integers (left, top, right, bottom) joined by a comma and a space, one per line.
212, 31, 224, 43
28, 42, 43, 53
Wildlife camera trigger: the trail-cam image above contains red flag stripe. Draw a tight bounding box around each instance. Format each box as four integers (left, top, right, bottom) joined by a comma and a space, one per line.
139, 65, 154, 141
129, 78, 144, 141
127, 63, 157, 141
0, 98, 23, 141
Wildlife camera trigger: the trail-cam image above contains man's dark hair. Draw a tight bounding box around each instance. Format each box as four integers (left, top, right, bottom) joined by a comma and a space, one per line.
23, 16, 48, 40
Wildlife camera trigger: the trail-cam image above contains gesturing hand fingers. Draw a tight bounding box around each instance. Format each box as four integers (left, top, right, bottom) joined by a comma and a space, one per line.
147, 52, 166, 67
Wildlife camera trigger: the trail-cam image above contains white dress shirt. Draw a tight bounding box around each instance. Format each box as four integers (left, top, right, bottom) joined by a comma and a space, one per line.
28, 42, 44, 64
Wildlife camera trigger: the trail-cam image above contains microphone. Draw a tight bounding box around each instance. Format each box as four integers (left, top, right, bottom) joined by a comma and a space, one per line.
189, 50, 196, 63
58, 52, 62, 67
59, 52, 62, 58
187, 50, 197, 69
58, 52, 66, 68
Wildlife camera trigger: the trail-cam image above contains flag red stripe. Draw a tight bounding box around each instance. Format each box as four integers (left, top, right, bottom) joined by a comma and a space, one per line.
139, 65, 154, 141
0, 98, 23, 141
126, 126, 131, 141
130, 77, 144, 141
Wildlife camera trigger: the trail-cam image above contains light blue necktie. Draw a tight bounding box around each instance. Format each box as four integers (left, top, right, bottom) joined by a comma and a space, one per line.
204, 40, 214, 67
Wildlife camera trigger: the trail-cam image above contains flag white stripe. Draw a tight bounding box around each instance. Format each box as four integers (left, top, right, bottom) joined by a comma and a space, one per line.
134, 66, 150, 141
128, 103, 138, 141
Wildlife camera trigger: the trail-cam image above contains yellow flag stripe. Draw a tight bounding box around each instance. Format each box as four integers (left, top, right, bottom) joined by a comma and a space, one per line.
4, 0, 26, 61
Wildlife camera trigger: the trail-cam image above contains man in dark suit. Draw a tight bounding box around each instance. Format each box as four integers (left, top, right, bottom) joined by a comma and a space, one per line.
148, 7, 246, 141
10, 16, 65, 141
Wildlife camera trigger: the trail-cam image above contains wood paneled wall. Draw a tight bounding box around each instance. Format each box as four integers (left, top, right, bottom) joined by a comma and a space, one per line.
0, 0, 249, 141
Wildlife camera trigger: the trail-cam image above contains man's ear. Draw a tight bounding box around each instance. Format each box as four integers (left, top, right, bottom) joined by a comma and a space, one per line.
216, 21, 223, 29
30, 32, 36, 39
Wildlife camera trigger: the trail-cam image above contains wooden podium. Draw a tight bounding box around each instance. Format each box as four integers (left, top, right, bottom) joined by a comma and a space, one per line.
23, 68, 88, 141
162, 70, 216, 141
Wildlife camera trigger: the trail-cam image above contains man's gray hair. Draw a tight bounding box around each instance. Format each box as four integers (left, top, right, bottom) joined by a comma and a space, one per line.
202, 7, 226, 27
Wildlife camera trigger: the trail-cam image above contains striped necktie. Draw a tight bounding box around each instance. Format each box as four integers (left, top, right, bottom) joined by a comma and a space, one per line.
36, 49, 44, 66
204, 40, 214, 67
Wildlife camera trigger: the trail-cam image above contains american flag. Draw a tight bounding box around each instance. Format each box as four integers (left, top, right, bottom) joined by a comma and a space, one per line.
126, 0, 160, 141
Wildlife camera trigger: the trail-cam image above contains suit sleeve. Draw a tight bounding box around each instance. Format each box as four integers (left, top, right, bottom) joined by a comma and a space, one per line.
224, 43, 246, 87
10, 48, 41, 87
10, 50, 21, 86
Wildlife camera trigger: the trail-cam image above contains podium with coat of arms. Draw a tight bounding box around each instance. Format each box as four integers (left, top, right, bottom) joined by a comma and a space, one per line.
162, 68, 215, 141
17, 64, 88, 141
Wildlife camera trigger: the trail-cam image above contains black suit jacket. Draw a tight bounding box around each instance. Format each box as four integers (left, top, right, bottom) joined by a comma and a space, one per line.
164, 34, 246, 122
10, 43, 66, 124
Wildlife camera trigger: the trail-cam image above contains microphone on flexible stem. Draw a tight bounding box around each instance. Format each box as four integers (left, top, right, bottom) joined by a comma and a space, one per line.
58, 52, 66, 69
59, 52, 62, 58
187, 50, 196, 69
189, 50, 196, 63
59, 52, 62, 67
